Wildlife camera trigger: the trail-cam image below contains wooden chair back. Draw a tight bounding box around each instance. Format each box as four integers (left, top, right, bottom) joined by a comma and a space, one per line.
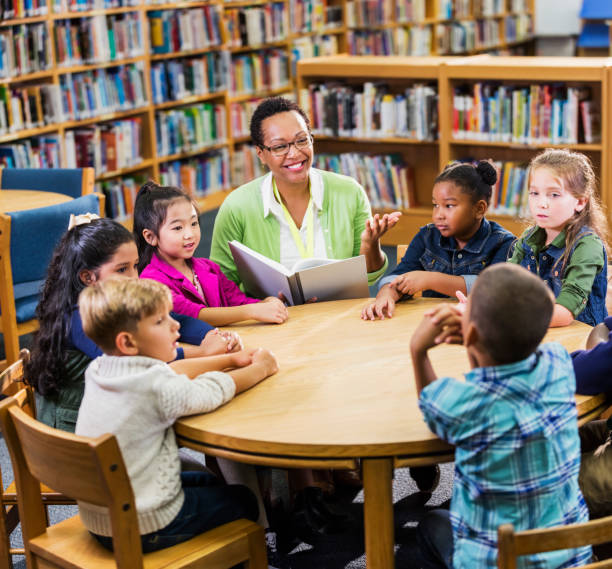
397, 244, 408, 264
498, 518, 612, 569
0, 192, 105, 367
0, 393, 143, 568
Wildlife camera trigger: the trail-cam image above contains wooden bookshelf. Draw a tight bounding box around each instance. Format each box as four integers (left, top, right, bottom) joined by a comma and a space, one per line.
0, 0, 535, 224
297, 54, 612, 245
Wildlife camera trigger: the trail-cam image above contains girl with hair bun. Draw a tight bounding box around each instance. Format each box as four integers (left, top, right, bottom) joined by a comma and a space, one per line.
362, 160, 515, 320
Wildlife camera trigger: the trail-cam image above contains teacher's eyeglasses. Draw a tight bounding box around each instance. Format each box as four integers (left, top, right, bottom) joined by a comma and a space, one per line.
259, 134, 313, 157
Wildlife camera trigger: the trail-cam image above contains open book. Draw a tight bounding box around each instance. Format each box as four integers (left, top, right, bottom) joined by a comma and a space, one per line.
229, 241, 369, 305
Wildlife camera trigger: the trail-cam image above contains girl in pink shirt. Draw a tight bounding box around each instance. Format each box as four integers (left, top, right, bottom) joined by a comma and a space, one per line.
135, 181, 288, 326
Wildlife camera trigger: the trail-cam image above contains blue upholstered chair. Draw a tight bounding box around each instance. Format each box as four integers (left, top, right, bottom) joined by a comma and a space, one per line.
0, 168, 94, 198
0, 193, 105, 366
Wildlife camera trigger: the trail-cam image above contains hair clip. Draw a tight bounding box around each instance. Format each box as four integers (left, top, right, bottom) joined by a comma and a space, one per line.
68, 212, 100, 230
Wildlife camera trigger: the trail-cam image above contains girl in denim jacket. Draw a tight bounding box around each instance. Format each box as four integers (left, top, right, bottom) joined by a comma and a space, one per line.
508, 149, 609, 327
362, 161, 514, 320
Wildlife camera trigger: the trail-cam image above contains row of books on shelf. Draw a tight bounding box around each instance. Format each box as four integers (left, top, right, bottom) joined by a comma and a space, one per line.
504, 13, 532, 43
156, 103, 226, 157
58, 64, 147, 121
230, 50, 289, 96
229, 99, 262, 139
289, 0, 343, 34
0, 135, 61, 169
290, 35, 339, 75
225, 3, 288, 49
149, 7, 223, 55
452, 84, 601, 145
64, 118, 143, 173
489, 160, 529, 216
54, 14, 143, 67
316, 152, 416, 209
302, 82, 438, 140
347, 27, 432, 56
98, 175, 142, 220
150, 53, 228, 105
0, 24, 49, 79
1, 64, 147, 131
231, 143, 266, 188
440, 0, 470, 19
346, 0, 425, 27
436, 19, 500, 54
159, 149, 230, 198
1, 0, 46, 19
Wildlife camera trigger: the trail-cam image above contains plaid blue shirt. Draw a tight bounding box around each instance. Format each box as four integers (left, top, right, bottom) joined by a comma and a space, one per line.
419, 343, 591, 569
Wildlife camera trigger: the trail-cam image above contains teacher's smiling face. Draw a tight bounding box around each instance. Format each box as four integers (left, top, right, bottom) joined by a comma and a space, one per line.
256, 110, 313, 190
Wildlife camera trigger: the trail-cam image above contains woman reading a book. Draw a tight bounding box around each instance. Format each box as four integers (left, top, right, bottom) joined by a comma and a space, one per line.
210, 96, 401, 291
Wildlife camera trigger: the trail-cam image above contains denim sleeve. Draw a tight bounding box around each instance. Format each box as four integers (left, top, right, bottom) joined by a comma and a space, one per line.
172, 312, 214, 345
490, 231, 517, 265
572, 317, 612, 394
68, 308, 103, 359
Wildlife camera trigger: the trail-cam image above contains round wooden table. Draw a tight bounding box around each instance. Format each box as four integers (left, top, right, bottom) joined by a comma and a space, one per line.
174, 297, 605, 569
0, 190, 71, 213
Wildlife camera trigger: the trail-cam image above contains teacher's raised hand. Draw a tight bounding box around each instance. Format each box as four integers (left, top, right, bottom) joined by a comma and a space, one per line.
359, 211, 402, 273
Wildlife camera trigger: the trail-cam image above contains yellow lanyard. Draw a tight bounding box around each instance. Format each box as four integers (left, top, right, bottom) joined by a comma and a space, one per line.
273, 179, 314, 259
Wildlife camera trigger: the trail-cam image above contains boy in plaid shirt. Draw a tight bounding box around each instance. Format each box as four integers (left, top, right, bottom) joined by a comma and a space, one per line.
410, 263, 591, 568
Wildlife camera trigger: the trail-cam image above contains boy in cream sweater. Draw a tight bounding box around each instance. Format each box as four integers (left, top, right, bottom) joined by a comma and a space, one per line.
75, 277, 278, 553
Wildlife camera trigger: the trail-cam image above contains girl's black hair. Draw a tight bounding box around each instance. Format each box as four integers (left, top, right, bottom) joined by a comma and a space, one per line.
133, 180, 194, 273
434, 160, 497, 205
25, 218, 135, 396
250, 96, 311, 147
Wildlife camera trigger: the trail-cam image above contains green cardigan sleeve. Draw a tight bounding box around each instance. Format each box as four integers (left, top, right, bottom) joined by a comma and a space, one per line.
210, 193, 245, 285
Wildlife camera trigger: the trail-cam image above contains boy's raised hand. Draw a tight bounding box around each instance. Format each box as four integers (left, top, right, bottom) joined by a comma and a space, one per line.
411, 304, 464, 354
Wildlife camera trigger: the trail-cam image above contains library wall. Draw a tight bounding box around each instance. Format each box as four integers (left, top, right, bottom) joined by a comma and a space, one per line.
1, 0, 536, 225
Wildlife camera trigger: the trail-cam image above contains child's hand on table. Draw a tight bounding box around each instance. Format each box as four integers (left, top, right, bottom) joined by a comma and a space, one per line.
391, 271, 429, 297
200, 328, 242, 354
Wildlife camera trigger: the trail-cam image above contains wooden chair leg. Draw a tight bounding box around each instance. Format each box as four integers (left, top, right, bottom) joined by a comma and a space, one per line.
245, 524, 267, 569
0, 504, 15, 569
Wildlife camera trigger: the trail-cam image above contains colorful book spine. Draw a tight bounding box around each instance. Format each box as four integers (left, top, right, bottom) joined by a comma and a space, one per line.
54, 13, 143, 67
302, 81, 438, 140
231, 143, 267, 187
0, 23, 50, 78
0, 135, 61, 168
289, 0, 343, 33
230, 50, 289, 96
97, 174, 145, 220
315, 151, 416, 209
226, 3, 288, 48
148, 6, 222, 55
159, 148, 230, 197
155, 102, 226, 157
451, 82, 597, 145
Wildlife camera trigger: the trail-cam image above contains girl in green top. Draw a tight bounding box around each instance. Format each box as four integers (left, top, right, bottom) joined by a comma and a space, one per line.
508, 149, 609, 327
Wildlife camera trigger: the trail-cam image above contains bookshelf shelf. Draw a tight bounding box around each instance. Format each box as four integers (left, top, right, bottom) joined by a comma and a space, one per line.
55, 56, 147, 75
95, 159, 155, 181
0, 0, 536, 224
52, 7, 139, 17
297, 54, 611, 246
149, 46, 225, 61
0, 71, 54, 85
157, 142, 229, 164
0, 14, 48, 25
153, 92, 224, 110
229, 41, 289, 53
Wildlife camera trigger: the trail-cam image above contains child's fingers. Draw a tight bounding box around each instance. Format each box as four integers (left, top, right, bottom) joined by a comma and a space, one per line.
456, 290, 467, 303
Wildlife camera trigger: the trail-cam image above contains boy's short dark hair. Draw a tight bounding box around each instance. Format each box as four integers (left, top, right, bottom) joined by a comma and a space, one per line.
469, 264, 554, 364
79, 278, 172, 353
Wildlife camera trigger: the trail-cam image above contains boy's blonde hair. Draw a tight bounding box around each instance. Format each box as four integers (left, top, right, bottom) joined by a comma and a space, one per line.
529, 149, 610, 269
79, 278, 172, 353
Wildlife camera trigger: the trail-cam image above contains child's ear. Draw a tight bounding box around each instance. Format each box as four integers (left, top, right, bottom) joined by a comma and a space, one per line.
575, 196, 588, 213
463, 321, 479, 348
115, 331, 138, 356
474, 199, 487, 218
79, 269, 96, 286
142, 228, 158, 247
